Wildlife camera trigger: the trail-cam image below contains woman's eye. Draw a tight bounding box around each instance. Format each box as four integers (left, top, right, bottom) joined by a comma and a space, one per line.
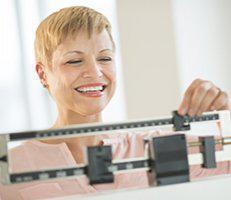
98, 57, 112, 62
66, 60, 82, 64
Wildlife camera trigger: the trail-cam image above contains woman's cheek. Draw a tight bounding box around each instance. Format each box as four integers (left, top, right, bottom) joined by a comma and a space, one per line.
105, 65, 116, 81
59, 66, 77, 83
49, 74, 68, 98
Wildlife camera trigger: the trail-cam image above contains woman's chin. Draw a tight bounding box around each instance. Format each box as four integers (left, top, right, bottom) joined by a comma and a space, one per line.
74, 105, 106, 116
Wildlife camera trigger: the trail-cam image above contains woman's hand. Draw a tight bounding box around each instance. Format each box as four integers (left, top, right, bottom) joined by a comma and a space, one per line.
178, 79, 230, 116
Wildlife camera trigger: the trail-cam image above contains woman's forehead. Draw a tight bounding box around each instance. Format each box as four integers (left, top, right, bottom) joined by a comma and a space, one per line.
57, 30, 114, 54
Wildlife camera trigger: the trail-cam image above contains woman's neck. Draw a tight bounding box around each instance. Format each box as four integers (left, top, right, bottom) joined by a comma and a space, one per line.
52, 107, 102, 129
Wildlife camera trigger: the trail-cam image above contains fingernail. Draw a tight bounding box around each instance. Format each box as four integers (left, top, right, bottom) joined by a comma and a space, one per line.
181, 108, 187, 115
210, 106, 215, 111
188, 109, 194, 116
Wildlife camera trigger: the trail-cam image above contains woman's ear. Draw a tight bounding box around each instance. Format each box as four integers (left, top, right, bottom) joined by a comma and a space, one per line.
35, 63, 49, 89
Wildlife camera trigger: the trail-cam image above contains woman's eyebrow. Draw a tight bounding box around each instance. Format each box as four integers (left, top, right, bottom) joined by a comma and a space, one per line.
99, 49, 113, 53
64, 50, 84, 56
63, 49, 113, 56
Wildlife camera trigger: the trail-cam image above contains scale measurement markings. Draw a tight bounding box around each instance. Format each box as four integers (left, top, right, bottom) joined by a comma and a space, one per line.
8, 113, 219, 141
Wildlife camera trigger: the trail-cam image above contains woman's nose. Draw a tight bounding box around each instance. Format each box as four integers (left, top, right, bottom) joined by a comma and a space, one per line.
82, 61, 103, 78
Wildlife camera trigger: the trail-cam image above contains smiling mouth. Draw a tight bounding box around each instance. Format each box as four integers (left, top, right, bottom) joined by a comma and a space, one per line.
74, 85, 107, 93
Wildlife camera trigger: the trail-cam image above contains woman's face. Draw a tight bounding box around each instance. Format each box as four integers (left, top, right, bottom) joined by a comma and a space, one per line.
45, 29, 116, 116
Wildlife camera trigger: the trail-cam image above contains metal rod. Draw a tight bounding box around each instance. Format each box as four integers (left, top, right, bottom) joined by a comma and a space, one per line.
187, 136, 231, 148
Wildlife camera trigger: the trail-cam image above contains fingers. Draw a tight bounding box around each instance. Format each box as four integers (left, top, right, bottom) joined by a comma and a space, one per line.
188, 81, 213, 116
196, 87, 220, 115
178, 78, 230, 116
210, 91, 229, 110
178, 79, 203, 115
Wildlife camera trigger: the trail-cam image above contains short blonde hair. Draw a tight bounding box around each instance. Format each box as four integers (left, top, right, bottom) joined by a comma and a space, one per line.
34, 6, 114, 66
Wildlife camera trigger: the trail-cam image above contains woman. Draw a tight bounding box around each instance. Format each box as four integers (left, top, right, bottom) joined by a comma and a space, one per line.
0, 6, 230, 200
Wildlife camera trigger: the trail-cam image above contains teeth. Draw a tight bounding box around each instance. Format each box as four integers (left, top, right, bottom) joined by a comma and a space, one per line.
77, 86, 104, 92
